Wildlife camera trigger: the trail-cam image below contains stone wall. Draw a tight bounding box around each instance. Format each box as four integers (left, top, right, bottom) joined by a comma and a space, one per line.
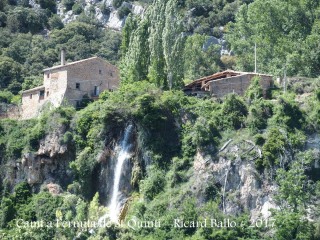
44, 69, 68, 108
64, 57, 119, 107
21, 68, 69, 119
209, 74, 273, 98
21, 86, 48, 119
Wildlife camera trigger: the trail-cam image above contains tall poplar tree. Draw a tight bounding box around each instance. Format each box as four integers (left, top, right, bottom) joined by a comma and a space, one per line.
147, 0, 168, 88
120, 14, 138, 57
120, 18, 150, 84
163, 0, 185, 89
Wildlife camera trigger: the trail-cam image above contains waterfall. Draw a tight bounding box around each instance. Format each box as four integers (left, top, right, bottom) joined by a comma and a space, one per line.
107, 124, 133, 223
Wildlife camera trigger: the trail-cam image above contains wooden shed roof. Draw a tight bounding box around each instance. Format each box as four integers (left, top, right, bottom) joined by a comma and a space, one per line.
184, 70, 241, 90
184, 69, 273, 90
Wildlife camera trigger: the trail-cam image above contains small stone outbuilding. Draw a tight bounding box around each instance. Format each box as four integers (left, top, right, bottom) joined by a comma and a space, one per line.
184, 70, 273, 98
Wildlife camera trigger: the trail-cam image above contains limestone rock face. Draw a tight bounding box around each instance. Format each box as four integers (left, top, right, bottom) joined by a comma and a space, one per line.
106, 11, 126, 30
46, 183, 63, 195
192, 140, 278, 222
56, 0, 145, 30
132, 4, 144, 15
202, 36, 231, 56
192, 132, 319, 220
5, 127, 75, 190
38, 130, 68, 157
61, 10, 78, 24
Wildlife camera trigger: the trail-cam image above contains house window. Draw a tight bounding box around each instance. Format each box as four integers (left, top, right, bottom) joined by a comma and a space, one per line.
94, 86, 100, 96
99, 69, 102, 74
39, 90, 45, 100
30, 94, 32, 99
76, 83, 80, 89
110, 72, 113, 76
47, 91, 49, 97
47, 73, 50, 78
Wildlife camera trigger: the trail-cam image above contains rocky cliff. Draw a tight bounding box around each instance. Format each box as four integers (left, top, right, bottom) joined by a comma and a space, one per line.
193, 133, 320, 221
5, 126, 75, 191
58, 0, 146, 30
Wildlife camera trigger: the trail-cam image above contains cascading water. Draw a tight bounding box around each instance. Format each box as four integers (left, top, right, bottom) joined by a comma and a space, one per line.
109, 124, 133, 222
99, 124, 133, 223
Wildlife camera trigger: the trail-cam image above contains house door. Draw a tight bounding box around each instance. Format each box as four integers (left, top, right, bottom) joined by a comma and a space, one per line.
94, 86, 100, 96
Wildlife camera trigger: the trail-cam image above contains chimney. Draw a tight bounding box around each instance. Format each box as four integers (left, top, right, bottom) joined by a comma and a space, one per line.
61, 48, 66, 66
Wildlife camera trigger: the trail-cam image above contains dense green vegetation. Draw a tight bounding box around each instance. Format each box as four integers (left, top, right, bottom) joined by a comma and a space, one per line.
0, 0, 320, 239
227, 0, 320, 77
0, 78, 319, 239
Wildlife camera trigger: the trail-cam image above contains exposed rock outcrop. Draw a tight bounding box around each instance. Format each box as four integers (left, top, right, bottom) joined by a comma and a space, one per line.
5, 127, 75, 191
57, 0, 146, 30
192, 140, 278, 222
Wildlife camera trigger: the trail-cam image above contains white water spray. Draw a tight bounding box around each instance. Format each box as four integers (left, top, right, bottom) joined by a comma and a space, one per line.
105, 124, 133, 223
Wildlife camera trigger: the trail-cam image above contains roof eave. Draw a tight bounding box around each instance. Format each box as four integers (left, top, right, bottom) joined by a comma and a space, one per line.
43, 56, 103, 72
22, 85, 45, 94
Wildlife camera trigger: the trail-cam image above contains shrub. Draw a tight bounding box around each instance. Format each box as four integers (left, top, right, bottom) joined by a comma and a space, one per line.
78, 94, 93, 108
270, 97, 305, 130
7, 81, 21, 94
0, 197, 15, 228
254, 134, 265, 146
306, 90, 320, 131
246, 99, 273, 132
70, 147, 97, 198
100, 3, 111, 15
0, 12, 7, 27
118, 5, 131, 19
221, 94, 248, 129
183, 117, 220, 155
11, 95, 21, 104
63, 0, 75, 11
62, 131, 73, 145
316, 89, 320, 101
273, 210, 315, 240
37, 0, 56, 13
181, 123, 197, 160
72, 3, 83, 15
48, 15, 64, 30
261, 128, 286, 168
17, 0, 29, 7
0, 56, 22, 90
141, 166, 166, 201
181, 198, 198, 235
0, 91, 13, 103
32, 192, 63, 221
221, 55, 236, 69
13, 182, 32, 206
245, 76, 263, 101
29, 123, 45, 150
112, 0, 123, 8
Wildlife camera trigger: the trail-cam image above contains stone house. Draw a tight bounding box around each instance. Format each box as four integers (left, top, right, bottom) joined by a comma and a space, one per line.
21, 50, 119, 119
184, 70, 273, 98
